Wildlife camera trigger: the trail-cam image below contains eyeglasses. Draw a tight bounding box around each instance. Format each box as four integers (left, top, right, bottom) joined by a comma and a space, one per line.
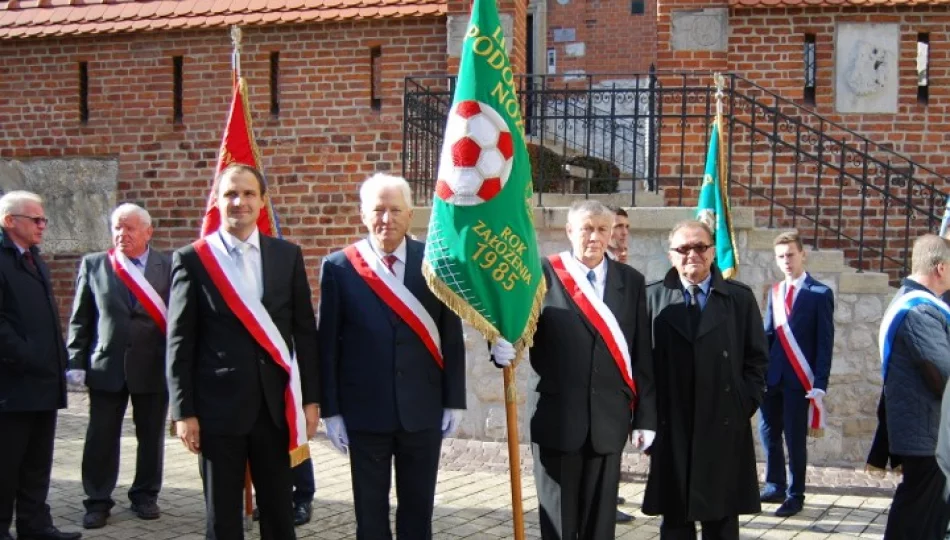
669, 244, 712, 256
13, 215, 49, 226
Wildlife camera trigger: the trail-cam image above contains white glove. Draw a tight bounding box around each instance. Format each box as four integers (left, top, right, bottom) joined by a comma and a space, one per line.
441, 408, 464, 438
65, 369, 86, 386
805, 388, 826, 405
324, 415, 349, 455
490, 338, 516, 368
632, 429, 656, 451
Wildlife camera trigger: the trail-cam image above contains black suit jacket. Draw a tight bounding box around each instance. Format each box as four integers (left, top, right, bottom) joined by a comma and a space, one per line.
0, 231, 68, 412
318, 238, 466, 433
529, 257, 656, 454
67, 250, 172, 394
166, 234, 319, 436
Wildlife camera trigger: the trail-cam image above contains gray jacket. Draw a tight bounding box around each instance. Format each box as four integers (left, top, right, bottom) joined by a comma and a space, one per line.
884, 279, 950, 457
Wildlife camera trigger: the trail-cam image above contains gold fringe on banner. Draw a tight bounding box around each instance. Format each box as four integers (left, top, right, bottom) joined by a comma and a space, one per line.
422, 260, 547, 371
289, 443, 311, 467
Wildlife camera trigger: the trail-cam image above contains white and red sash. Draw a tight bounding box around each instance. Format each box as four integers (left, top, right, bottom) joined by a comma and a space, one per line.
108, 249, 167, 335
343, 239, 443, 369
193, 234, 309, 465
548, 252, 636, 398
771, 282, 825, 436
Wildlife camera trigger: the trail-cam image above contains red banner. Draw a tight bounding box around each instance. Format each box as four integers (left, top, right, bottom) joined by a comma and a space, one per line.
200, 77, 280, 238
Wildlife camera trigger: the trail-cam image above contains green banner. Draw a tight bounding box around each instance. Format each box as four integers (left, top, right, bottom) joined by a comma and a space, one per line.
423, 0, 545, 355
696, 115, 739, 278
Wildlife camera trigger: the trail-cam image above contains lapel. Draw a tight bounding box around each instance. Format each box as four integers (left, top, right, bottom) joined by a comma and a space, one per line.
694, 267, 730, 340
788, 274, 814, 324
659, 269, 693, 341
602, 259, 625, 321
403, 239, 423, 300
105, 254, 133, 314
260, 235, 278, 311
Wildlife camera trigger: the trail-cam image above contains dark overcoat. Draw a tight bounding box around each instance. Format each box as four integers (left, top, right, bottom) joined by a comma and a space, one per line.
642, 265, 768, 521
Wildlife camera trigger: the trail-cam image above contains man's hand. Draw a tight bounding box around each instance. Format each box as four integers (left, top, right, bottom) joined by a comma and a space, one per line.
176, 417, 201, 455
441, 408, 464, 438
490, 338, 516, 368
805, 388, 826, 407
304, 404, 320, 440
631, 429, 656, 452
324, 415, 349, 455
65, 369, 86, 386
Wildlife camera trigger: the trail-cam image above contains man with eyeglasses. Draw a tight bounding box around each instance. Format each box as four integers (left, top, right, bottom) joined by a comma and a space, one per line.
0, 191, 82, 540
758, 231, 834, 518
642, 220, 768, 540
66, 204, 171, 530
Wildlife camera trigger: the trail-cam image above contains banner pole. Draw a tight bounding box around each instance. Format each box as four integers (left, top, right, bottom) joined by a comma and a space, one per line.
503, 365, 526, 540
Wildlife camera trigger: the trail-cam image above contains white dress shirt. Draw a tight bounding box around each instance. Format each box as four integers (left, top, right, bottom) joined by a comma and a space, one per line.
783, 272, 808, 310
568, 254, 607, 301
219, 227, 263, 299
368, 236, 408, 283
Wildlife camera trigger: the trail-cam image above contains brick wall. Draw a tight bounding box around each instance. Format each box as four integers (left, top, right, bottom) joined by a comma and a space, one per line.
545, 0, 657, 75
0, 18, 447, 323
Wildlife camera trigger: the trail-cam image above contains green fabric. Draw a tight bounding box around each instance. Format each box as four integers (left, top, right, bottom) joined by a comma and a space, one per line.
696, 119, 739, 278
423, 0, 545, 352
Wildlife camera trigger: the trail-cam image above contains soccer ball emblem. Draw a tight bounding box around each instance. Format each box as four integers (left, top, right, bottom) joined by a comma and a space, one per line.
435, 100, 514, 206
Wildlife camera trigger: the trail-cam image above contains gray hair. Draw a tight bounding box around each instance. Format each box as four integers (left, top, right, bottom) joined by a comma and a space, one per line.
111, 203, 152, 228
567, 200, 613, 223
668, 219, 714, 247
911, 234, 950, 275
0, 191, 43, 222
359, 173, 413, 213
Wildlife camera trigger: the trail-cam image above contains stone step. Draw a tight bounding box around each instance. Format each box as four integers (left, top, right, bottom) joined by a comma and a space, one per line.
534, 191, 664, 208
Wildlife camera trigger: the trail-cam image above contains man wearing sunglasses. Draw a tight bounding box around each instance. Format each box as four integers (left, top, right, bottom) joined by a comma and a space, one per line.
0, 191, 82, 540
642, 220, 768, 540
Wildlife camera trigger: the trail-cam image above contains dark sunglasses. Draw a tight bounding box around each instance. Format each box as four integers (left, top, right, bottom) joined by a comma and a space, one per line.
13, 215, 49, 226
669, 244, 712, 256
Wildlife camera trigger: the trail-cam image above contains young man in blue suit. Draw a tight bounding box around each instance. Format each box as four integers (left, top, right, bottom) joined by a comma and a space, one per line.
759, 231, 835, 518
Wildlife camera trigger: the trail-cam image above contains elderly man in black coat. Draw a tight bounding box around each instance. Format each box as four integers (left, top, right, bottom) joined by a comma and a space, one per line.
643, 220, 768, 540
0, 191, 82, 540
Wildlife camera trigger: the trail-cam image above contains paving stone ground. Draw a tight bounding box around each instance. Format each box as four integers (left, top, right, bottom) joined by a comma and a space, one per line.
44, 392, 901, 539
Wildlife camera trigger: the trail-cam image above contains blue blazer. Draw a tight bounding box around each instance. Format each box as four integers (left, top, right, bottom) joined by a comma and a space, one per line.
318, 238, 466, 434
763, 274, 835, 391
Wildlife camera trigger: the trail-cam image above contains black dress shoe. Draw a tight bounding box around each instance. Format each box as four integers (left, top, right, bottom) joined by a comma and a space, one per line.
17, 526, 83, 540
616, 509, 635, 523
82, 510, 109, 529
617, 496, 626, 505
293, 502, 312, 526
759, 486, 786, 503
130, 501, 161, 520
775, 497, 804, 518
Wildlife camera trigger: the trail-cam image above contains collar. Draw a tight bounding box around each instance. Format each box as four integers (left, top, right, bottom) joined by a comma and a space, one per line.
368, 236, 408, 264
569, 253, 607, 284
785, 271, 808, 291
902, 277, 940, 298
680, 272, 712, 295
663, 264, 729, 295
125, 246, 150, 265
219, 227, 261, 253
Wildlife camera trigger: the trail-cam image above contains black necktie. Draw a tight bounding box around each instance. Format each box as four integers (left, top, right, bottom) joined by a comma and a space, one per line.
688, 284, 702, 336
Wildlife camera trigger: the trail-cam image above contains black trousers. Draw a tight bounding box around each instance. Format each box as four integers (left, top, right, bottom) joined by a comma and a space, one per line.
883, 455, 950, 540
533, 440, 622, 540
200, 405, 295, 540
348, 428, 442, 540
0, 410, 57, 535
660, 515, 739, 540
82, 388, 169, 511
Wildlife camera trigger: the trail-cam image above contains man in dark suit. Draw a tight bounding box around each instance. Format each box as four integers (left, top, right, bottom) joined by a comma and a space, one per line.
166, 164, 320, 540
0, 191, 82, 540
319, 173, 465, 540
493, 200, 656, 540
643, 220, 768, 540
759, 231, 834, 518
66, 203, 171, 530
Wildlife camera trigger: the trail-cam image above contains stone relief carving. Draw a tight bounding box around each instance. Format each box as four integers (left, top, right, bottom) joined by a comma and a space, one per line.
670, 8, 727, 52
835, 23, 899, 114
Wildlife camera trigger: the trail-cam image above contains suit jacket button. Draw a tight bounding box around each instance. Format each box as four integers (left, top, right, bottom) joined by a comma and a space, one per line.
723, 418, 730, 426
722, 351, 729, 358
591, 389, 597, 395
724, 384, 731, 392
